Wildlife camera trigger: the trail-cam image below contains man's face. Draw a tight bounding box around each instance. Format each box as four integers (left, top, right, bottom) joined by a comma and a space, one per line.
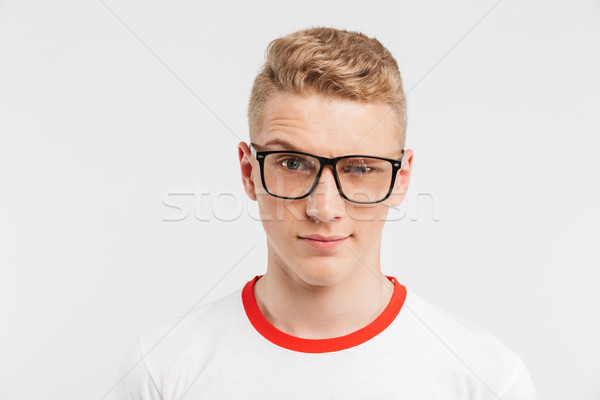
238, 92, 413, 287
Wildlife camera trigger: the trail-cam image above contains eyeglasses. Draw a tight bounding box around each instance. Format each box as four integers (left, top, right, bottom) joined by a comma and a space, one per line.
250, 142, 405, 204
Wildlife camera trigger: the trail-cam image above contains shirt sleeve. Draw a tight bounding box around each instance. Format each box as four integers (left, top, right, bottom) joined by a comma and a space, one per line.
499, 356, 537, 400
115, 337, 163, 400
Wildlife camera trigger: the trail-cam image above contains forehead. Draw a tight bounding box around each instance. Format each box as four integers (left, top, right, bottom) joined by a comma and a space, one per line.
256, 92, 402, 158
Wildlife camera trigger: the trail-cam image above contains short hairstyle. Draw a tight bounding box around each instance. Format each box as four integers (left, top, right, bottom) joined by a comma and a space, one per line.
247, 26, 407, 148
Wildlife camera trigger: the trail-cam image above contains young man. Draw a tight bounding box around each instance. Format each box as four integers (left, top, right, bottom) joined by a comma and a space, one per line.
119, 27, 537, 399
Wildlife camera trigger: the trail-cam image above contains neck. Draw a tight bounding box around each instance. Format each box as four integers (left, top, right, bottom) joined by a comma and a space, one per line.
254, 254, 395, 339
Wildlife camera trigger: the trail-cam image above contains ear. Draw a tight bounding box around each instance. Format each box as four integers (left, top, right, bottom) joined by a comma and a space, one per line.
389, 149, 414, 208
238, 142, 258, 201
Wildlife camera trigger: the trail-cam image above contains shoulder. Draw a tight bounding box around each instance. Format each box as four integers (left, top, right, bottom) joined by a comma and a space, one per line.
401, 289, 537, 399
142, 285, 243, 350
116, 286, 245, 399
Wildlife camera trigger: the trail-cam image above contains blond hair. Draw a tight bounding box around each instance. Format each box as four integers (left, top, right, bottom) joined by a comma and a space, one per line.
247, 26, 407, 147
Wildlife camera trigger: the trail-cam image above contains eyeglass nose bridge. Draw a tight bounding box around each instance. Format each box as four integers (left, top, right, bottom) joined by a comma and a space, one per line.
305, 156, 345, 198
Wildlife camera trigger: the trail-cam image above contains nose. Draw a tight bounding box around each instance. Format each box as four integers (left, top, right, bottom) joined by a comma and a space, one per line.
306, 166, 344, 222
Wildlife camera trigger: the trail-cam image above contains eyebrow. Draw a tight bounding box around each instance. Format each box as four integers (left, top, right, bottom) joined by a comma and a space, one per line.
256, 138, 303, 152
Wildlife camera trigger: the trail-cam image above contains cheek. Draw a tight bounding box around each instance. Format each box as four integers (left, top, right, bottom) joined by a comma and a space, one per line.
257, 197, 304, 236
345, 202, 389, 223
346, 203, 389, 236
256, 196, 280, 231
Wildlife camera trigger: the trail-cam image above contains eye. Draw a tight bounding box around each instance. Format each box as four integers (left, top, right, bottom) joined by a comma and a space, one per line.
281, 157, 312, 170
344, 164, 371, 174
342, 159, 374, 174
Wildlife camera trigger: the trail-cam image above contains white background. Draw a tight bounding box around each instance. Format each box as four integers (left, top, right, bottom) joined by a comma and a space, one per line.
1, 0, 599, 399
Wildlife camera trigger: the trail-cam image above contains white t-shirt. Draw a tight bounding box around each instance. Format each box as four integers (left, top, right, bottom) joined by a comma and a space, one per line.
117, 275, 537, 399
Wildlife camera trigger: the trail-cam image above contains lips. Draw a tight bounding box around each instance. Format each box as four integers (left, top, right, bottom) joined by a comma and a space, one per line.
297, 234, 350, 250
298, 234, 349, 241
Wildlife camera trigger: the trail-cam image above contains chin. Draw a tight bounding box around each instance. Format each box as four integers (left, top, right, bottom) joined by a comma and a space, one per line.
291, 257, 354, 288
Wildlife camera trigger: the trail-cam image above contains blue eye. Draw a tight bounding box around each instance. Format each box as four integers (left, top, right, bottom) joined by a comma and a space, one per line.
344, 165, 371, 174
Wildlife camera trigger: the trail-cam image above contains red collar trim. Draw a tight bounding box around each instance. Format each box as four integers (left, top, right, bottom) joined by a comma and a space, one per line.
242, 275, 407, 353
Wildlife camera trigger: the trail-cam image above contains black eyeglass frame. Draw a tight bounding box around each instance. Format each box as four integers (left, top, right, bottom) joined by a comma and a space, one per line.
249, 143, 405, 204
